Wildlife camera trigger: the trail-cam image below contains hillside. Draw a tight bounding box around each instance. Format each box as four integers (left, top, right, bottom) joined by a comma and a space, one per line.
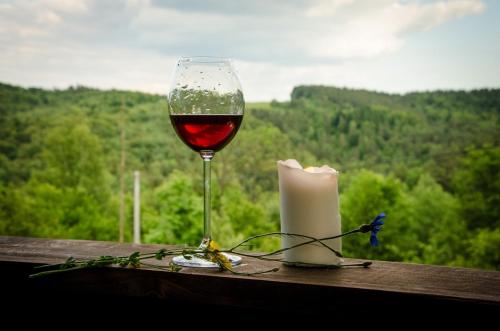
1, 82, 499, 269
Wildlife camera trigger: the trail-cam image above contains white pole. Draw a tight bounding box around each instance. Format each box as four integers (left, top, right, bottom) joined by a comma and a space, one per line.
133, 171, 141, 244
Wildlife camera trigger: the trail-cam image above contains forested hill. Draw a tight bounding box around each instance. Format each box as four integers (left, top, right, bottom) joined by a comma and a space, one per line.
291, 85, 500, 113
255, 85, 499, 185
1, 82, 499, 269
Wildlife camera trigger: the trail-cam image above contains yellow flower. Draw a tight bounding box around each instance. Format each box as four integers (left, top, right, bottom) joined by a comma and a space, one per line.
208, 240, 220, 252
216, 253, 232, 271
207, 240, 232, 271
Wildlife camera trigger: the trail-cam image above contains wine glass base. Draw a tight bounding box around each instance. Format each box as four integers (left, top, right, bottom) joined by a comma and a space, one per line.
172, 253, 242, 268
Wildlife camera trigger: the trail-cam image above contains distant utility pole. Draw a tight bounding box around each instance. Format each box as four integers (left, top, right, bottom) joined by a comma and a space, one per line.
119, 97, 126, 243
133, 171, 141, 244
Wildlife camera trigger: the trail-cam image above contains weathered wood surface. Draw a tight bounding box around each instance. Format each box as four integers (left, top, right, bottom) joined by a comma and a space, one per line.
1, 236, 499, 318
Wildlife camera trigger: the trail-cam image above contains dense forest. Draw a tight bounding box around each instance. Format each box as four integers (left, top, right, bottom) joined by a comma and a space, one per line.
0, 82, 499, 269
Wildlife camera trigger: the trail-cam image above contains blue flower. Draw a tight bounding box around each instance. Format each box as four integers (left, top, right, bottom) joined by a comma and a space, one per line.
369, 213, 385, 247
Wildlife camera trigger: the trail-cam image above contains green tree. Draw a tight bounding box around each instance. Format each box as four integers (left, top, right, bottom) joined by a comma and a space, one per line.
467, 228, 500, 270
452, 146, 500, 230
143, 171, 203, 245
410, 174, 467, 266
340, 170, 408, 261
34, 116, 111, 205
0, 117, 115, 240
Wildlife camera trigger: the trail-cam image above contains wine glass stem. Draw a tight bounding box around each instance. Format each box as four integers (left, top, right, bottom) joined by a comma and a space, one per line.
200, 151, 214, 248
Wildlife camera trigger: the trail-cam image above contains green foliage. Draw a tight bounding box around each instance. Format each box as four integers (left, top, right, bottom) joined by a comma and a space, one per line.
0, 83, 498, 270
467, 228, 500, 270
452, 146, 500, 230
143, 171, 203, 245
341, 171, 408, 261
341, 172, 469, 266
0, 116, 115, 240
36, 117, 111, 203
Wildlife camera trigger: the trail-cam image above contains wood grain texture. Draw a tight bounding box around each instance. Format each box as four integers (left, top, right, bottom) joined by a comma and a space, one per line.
1, 235, 499, 319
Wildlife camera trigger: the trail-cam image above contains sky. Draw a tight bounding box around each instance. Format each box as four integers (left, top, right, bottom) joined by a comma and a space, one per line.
0, 0, 499, 101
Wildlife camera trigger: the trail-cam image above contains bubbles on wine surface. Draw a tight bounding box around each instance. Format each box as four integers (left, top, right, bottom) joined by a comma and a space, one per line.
168, 59, 244, 115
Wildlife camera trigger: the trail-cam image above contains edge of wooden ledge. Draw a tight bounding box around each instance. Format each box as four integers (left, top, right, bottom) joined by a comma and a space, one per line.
1, 236, 499, 307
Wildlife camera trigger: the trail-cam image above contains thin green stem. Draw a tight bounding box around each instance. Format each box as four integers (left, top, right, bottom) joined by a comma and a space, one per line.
228, 232, 342, 257
228, 231, 284, 251
227, 228, 362, 259
29, 265, 87, 278
29, 223, 375, 278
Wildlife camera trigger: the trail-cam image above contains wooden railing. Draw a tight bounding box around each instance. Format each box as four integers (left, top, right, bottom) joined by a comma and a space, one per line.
1, 236, 499, 320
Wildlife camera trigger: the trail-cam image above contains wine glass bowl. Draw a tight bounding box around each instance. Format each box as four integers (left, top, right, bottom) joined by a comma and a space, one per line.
167, 56, 244, 267
168, 57, 244, 116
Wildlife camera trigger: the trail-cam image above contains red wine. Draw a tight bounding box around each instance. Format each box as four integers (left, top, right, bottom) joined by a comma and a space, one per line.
170, 114, 243, 152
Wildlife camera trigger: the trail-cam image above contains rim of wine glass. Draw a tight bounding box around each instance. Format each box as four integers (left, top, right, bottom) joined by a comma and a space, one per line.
178, 56, 233, 64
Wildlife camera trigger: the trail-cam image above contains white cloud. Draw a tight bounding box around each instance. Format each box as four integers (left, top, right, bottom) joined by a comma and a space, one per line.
306, 0, 356, 17
37, 10, 62, 25
41, 0, 89, 14
0, 1, 486, 60
0, 0, 494, 101
307, 0, 486, 59
122, 0, 486, 61
0, 41, 176, 93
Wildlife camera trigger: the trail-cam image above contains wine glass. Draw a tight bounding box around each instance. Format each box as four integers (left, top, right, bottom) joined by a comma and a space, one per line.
167, 56, 245, 267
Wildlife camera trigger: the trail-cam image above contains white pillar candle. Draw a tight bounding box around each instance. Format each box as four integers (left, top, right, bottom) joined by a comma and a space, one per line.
277, 159, 342, 266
